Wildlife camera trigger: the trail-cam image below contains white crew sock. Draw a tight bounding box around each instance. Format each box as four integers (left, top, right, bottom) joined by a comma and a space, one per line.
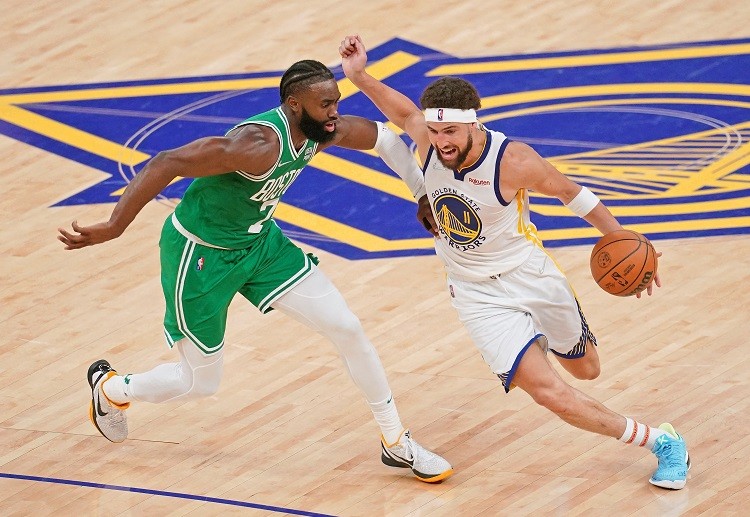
369, 393, 405, 445
619, 417, 666, 449
101, 374, 132, 405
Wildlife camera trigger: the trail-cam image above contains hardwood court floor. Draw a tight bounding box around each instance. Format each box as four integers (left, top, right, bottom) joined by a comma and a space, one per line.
2, 1, 749, 515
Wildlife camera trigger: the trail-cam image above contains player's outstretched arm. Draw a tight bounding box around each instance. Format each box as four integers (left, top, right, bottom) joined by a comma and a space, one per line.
339, 35, 429, 147
58, 126, 279, 250
331, 115, 435, 234
334, 115, 427, 197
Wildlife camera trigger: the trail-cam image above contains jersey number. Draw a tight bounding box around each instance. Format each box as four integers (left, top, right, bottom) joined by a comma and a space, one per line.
247, 198, 280, 234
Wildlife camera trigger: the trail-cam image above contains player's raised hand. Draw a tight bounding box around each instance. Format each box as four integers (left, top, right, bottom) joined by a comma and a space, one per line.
339, 35, 368, 76
338, 34, 360, 57
58, 220, 122, 250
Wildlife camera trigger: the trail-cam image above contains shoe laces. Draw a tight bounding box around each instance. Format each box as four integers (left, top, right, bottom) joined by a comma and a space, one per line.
397, 433, 415, 461
93, 366, 112, 386
653, 438, 684, 468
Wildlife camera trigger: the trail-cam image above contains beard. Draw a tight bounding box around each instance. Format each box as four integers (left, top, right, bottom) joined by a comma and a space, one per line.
437, 132, 473, 169
299, 108, 337, 143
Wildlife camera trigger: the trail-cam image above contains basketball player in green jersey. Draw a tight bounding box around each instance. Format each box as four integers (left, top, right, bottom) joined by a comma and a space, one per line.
58, 60, 452, 483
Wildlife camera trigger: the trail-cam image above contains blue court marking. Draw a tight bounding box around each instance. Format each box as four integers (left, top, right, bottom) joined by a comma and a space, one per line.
2, 37, 749, 259
0, 472, 337, 516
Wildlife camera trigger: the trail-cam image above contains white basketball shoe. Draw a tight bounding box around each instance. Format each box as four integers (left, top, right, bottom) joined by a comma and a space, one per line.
381, 429, 454, 483
87, 359, 129, 443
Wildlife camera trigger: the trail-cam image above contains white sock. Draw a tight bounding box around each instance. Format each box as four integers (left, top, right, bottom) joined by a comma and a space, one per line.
369, 393, 405, 445
619, 417, 666, 449
101, 374, 132, 406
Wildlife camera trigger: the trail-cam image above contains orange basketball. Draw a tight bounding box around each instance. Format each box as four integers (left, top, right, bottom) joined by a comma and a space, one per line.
590, 230, 658, 296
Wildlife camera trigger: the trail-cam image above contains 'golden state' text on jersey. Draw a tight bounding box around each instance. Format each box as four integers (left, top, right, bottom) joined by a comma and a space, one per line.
423, 129, 541, 281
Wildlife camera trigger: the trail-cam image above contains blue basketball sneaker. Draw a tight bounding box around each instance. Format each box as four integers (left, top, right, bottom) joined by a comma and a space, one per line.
649, 423, 690, 489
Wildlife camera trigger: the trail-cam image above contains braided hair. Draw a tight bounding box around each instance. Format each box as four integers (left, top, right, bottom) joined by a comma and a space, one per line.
279, 60, 335, 103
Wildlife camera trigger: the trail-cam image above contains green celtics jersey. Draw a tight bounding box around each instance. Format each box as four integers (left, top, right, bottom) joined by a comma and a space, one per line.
173, 107, 318, 249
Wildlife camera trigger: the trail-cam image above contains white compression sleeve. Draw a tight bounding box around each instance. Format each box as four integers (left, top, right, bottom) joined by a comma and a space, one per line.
271, 267, 392, 403
373, 121, 427, 200
124, 340, 224, 403
272, 267, 405, 441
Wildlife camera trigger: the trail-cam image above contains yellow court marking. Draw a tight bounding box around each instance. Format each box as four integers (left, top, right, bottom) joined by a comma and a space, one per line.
537, 216, 750, 242
0, 50, 430, 253
667, 140, 750, 195
428, 42, 750, 75
0, 52, 419, 184
0, 78, 282, 165
0, 78, 272, 166
309, 153, 414, 201
0, 104, 150, 166
554, 163, 735, 192
477, 85, 750, 195
338, 51, 420, 100
0, 78, 282, 105
480, 97, 750, 124
551, 121, 750, 161
274, 203, 433, 252
478, 82, 750, 111
530, 195, 750, 217
327, 51, 421, 200
6, 47, 749, 252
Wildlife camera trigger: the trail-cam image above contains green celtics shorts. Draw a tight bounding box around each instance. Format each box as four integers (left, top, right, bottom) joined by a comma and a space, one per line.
160, 216, 318, 354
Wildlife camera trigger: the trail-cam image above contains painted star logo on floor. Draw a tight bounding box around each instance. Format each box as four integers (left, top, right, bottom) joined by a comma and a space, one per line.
2, 38, 749, 259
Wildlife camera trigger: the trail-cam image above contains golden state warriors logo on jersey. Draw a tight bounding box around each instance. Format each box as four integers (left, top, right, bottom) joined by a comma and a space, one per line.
434, 192, 483, 247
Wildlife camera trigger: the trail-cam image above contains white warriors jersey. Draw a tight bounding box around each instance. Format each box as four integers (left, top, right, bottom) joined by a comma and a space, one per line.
423, 129, 542, 281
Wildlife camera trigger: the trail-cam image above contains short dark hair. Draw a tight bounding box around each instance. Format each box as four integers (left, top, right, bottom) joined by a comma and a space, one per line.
279, 60, 335, 103
419, 77, 481, 110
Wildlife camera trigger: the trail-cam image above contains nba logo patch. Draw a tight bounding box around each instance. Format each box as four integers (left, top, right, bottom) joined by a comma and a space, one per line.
304, 147, 314, 160
196, 257, 204, 271
437, 108, 444, 121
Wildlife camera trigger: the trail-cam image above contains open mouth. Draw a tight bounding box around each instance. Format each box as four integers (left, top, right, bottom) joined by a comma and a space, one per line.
439, 147, 457, 160
324, 121, 337, 132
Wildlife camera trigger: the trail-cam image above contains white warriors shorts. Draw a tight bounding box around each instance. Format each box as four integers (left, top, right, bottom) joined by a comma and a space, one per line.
446, 245, 596, 392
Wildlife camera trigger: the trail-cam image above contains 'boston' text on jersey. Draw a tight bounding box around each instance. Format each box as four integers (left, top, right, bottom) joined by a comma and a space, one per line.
250, 168, 303, 203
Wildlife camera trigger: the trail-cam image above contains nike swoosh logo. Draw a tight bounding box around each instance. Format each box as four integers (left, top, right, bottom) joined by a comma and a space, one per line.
390, 452, 414, 467
278, 160, 293, 167
383, 447, 414, 467
95, 394, 108, 417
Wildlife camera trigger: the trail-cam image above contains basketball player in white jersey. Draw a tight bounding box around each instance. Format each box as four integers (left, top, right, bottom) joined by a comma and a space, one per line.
339, 35, 690, 489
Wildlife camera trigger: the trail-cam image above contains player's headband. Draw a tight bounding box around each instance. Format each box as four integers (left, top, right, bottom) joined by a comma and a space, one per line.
423, 108, 477, 123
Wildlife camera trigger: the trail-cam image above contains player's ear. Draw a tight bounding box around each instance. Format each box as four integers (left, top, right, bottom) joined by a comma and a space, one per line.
286, 95, 300, 113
